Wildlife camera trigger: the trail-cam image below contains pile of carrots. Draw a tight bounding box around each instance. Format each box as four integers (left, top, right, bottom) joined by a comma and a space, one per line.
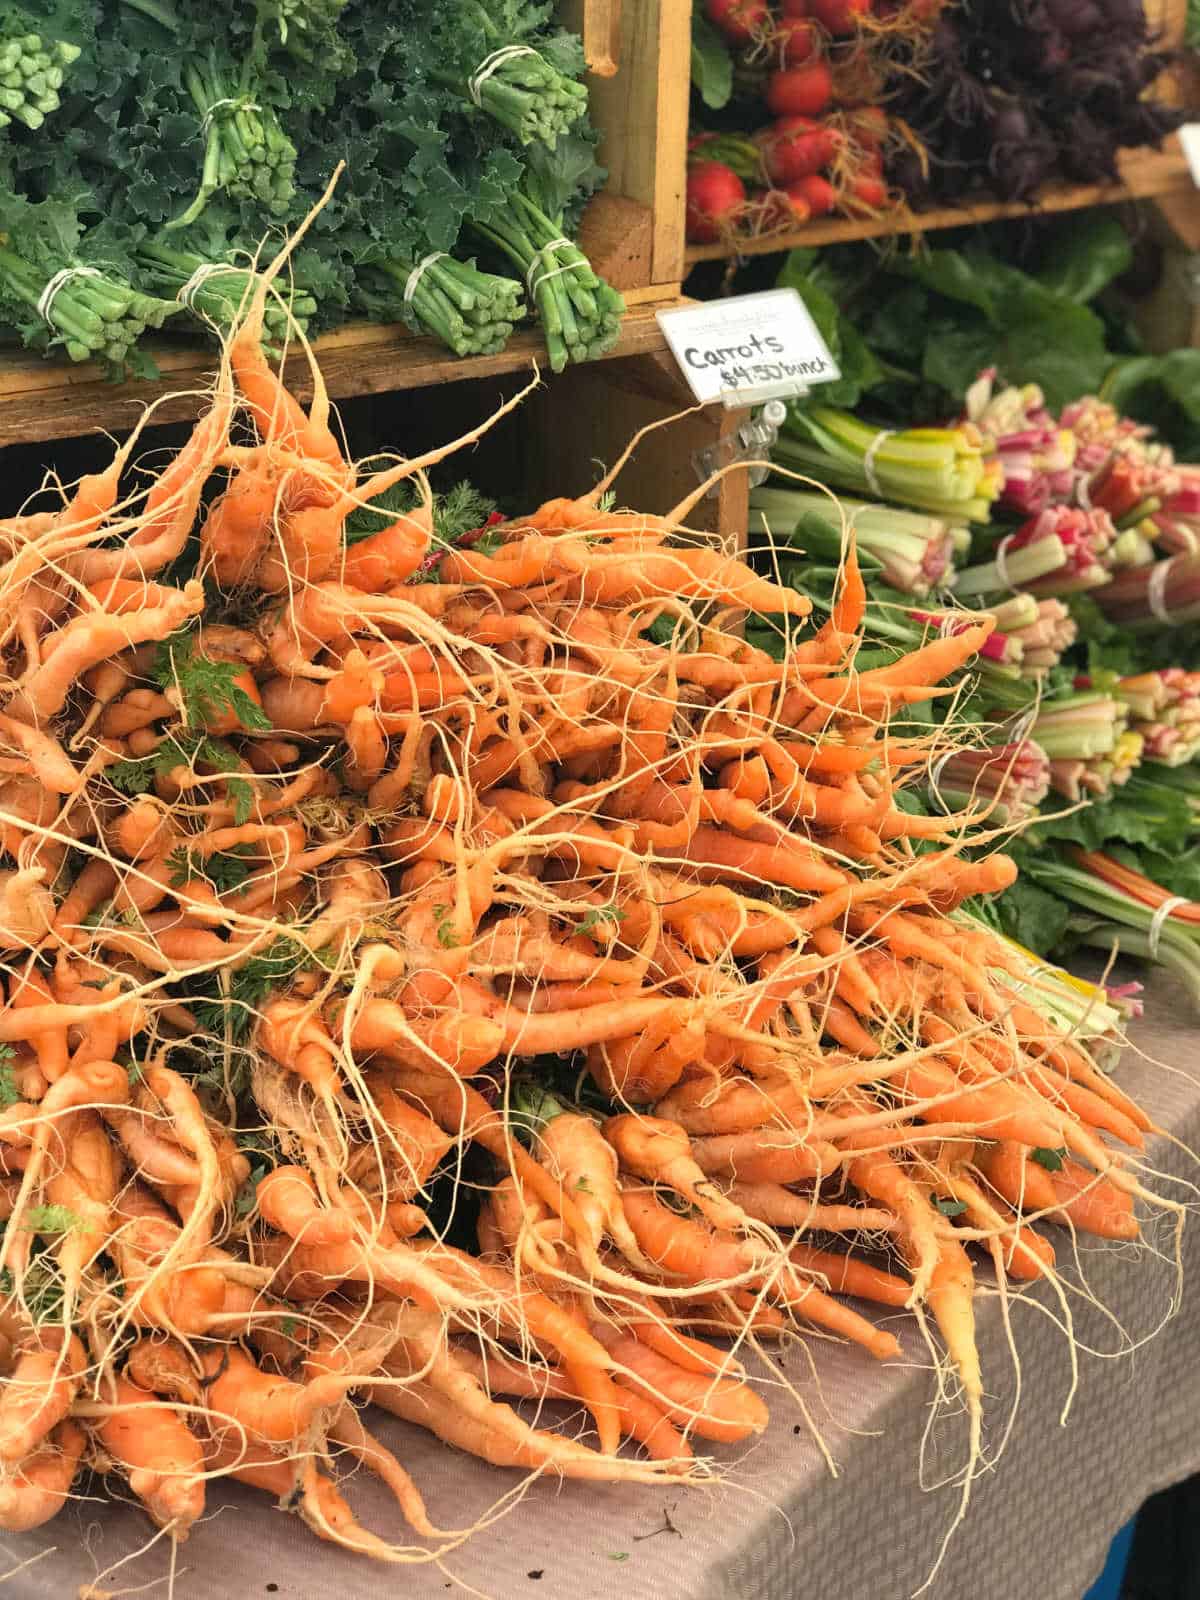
0, 217, 1177, 1571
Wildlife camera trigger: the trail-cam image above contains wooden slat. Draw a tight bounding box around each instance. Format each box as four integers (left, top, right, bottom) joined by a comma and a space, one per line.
0, 296, 684, 446
685, 144, 1197, 265
559, 0, 622, 77
587, 0, 690, 289
1145, 0, 1187, 48
577, 192, 655, 291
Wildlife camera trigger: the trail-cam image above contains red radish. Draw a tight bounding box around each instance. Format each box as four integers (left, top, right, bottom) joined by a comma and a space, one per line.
810, 0, 872, 33
777, 17, 818, 62
780, 0, 809, 13
765, 61, 834, 117
764, 183, 813, 228
856, 147, 884, 178
756, 116, 838, 182
686, 162, 747, 243
844, 173, 888, 212
842, 106, 888, 154
704, 0, 769, 44
790, 172, 837, 216
848, 105, 888, 140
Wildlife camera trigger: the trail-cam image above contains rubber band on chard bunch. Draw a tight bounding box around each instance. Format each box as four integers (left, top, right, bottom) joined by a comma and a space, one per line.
359, 254, 523, 358
0, 9, 80, 132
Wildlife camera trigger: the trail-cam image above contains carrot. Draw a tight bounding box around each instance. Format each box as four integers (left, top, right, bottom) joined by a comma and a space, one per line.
768, 1265, 903, 1362
593, 1329, 767, 1444
620, 1187, 761, 1285
654, 1075, 784, 1138
378, 1066, 593, 1252
533, 1105, 654, 1272
786, 1243, 910, 1308
800, 623, 992, 711
1049, 1159, 1139, 1241
725, 1182, 897, 1236
587, 1015, 705, 1104
201, 1344, 353, 1446
257, 1166, 355, 1247
974, 1140, 1059, 1216
414, 1243, 626, 1457
995, 989, 1153, 1134
358, 1079, 453, 1199
0, 1420, 86, 1533
924, 1236, 983, 1466
1014, 1059, 1144, 1149
8, 969, 68, 1082
604, 1114, 756, 1234
257, 998, 343, 1101
370, 1362, 686, 1482
931, 1160, 1055, 1283
494, 997, 695, 1056
688, 1130, 840, 1186
666, 827, 848, 895
204, 1432, 404, 1557
819, 998, 881, 1057
835, 1110, 941, 1303
893, 1056, 1065, 1150
0, 1330, 86, 1461
94, 1375, 206, 1537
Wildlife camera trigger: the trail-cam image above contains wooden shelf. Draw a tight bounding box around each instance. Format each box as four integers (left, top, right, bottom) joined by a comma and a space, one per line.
685, 144, 1197, 266
0, 286, 683, 447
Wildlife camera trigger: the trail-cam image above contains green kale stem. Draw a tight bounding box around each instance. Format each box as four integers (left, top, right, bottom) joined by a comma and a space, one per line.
362, 255, 522, 358
470, 192, 622, 372
136, 240, 317, 351
0, 29, 79, 130
167, 58, 296, 231
433, 17, 586, 150
0, 243, 179, 371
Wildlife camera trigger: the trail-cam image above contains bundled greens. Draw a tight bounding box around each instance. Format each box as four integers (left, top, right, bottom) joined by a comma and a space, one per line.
0, 0, 622, 374
0, 6, 81, 131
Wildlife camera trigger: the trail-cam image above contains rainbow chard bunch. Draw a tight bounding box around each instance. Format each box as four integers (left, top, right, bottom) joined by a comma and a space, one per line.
963, 371, 1077, 516
954, 506, 1126, 601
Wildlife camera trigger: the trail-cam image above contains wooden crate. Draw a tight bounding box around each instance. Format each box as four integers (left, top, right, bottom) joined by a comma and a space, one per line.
0, 297, 681, 447
685, 142, 1197, 264
0, 1, 693, 446
1146, 0, 1187, 49
685, 0, 1199, 267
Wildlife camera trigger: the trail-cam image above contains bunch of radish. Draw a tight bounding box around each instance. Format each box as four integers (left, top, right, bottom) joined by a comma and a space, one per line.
687, 0, 941, 246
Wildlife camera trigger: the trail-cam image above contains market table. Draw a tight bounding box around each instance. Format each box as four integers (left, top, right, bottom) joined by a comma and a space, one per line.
7, 968, 1200, 1600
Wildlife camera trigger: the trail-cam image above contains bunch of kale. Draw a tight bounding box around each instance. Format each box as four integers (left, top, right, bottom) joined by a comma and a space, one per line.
0, 0, 620, 376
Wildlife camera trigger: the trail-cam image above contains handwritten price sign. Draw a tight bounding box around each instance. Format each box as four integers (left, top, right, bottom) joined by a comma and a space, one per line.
657, 288, 841, 407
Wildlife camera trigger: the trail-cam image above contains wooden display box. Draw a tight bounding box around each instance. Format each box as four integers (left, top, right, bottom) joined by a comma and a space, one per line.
0, 0, 695, 448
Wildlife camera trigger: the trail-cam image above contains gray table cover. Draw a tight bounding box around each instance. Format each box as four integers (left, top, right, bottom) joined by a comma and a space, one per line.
6, 969, 1200, 1600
